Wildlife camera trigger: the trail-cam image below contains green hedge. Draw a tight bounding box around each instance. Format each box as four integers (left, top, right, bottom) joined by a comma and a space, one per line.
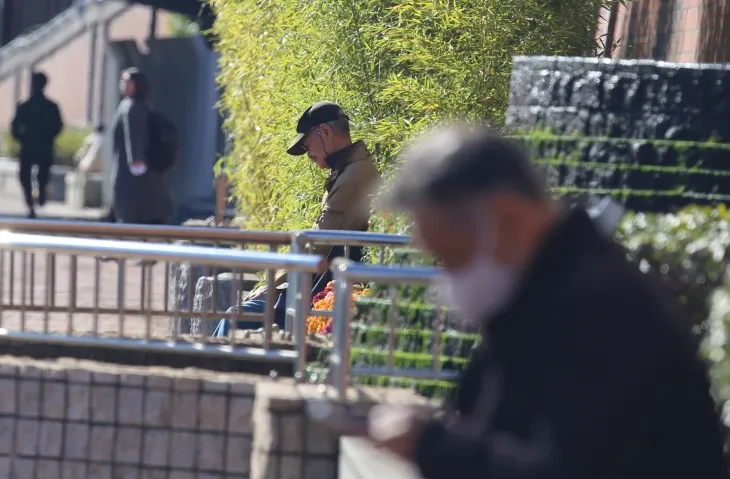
212, 0, 616, 232
1, 128, 90, 167
617, 206, 730, 328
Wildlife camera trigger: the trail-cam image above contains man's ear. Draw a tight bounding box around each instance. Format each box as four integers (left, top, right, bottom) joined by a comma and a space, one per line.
319, 124, 332, 138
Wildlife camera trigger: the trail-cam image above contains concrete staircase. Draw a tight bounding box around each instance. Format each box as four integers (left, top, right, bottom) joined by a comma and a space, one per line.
0, 0, 129, 83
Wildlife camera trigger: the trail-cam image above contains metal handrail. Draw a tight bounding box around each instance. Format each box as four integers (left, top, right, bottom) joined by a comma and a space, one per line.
0, 232, 324, 376
0, 219, 292, 245
0, 231, 315, 268
329, 260, 438, 284
329, 258, 458, 397
0, 220, 412, 248
298, 230, 411, 247
284, 230, 412, 332
0, 222, 413, 348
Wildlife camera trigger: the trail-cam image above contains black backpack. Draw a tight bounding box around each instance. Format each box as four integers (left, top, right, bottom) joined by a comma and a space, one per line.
146, 110, 180, 173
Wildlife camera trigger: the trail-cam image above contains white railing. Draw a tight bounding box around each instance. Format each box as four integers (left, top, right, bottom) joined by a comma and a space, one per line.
0, 231, 324, 377
328, 259, 458, 397
0, 222, 423, 391
0, 220, 413, 335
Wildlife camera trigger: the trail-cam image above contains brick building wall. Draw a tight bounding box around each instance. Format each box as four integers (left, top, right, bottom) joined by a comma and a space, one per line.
597, 0, 730, 63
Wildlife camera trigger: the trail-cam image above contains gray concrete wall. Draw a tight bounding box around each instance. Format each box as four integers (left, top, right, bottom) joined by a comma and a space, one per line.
144, 36, 217, 217
0, 356, 428, 478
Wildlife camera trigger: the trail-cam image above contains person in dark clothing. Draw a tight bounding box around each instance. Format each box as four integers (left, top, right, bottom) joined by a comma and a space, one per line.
11, 72, 63, 218
112, 67, 172, 225
370, 124, 728, 479
101, 206, 116, 223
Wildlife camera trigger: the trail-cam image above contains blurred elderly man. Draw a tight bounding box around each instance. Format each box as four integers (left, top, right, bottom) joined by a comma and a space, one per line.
370, 125, 727, 479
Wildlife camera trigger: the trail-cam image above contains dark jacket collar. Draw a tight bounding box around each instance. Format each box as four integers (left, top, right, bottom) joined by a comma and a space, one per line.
324, 140, 367, 170
485, 207, 605, 339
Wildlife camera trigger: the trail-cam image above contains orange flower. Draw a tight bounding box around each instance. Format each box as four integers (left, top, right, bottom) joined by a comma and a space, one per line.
305, 285, 370, 334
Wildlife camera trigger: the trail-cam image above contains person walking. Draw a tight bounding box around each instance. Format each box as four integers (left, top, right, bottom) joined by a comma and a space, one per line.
11, 72, 63, 218
367, 124, 729, 479
111, 67, 172, 225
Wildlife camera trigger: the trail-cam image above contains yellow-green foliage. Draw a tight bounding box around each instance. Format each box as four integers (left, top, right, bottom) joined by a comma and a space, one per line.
213, 0, 616, 231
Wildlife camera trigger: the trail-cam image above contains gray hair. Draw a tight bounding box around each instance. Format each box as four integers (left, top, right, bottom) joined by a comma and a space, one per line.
325, 117, 350, 136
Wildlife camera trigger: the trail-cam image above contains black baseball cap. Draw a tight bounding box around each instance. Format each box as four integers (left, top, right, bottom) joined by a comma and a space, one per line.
286, 101, 349, 156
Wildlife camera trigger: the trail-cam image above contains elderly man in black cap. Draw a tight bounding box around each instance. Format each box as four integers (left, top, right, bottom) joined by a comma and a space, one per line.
213, 101, 380, 336
365, 124, 727, 479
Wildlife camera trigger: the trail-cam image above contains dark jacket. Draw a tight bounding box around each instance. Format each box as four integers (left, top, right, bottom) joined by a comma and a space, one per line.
415, 209, 728, 479
112, 97, 172, 224
11, 94, 63, 161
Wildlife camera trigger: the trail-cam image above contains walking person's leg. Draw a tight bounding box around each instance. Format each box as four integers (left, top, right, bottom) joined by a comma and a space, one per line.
18, 158, 35, 218
36, 159, 52, 207
101, 203, 116, 223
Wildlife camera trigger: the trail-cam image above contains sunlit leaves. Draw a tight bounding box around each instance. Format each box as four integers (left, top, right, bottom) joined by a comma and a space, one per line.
212, 0, 612, 231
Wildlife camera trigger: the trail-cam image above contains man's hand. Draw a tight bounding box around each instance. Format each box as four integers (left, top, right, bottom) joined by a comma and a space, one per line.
246, 285, 268, 302
367, 404, 431, 462
130, 160, 147, 176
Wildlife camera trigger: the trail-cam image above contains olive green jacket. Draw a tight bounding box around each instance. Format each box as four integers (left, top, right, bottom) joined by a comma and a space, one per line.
274, 140, 380, 286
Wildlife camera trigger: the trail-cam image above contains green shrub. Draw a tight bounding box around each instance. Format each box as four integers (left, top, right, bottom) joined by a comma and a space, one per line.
213, 0, 617, 232
167, 13, 199, 37
704, 284, 730, 429
616, 205, 730, 329
1, 128, 90, 167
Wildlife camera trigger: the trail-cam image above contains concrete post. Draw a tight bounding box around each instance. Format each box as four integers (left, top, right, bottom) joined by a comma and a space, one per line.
86, 22, 99, 124
215, 173, 228, 225
148, 7, 157, 42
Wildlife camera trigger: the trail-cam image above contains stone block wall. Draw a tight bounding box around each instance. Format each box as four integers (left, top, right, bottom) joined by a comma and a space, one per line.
0, 356, 427, 478
506, 56, 730, 211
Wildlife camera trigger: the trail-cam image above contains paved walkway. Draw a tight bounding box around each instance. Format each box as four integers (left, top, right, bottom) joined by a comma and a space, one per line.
0, 191, 176, 338
0, 253, 174, 338
0, 195, 105, 220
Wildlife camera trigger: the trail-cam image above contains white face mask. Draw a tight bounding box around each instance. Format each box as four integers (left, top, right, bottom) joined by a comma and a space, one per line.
436, 235, 518, 328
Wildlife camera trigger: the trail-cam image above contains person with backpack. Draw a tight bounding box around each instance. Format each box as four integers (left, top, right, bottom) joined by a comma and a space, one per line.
111, 67, 178, 225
